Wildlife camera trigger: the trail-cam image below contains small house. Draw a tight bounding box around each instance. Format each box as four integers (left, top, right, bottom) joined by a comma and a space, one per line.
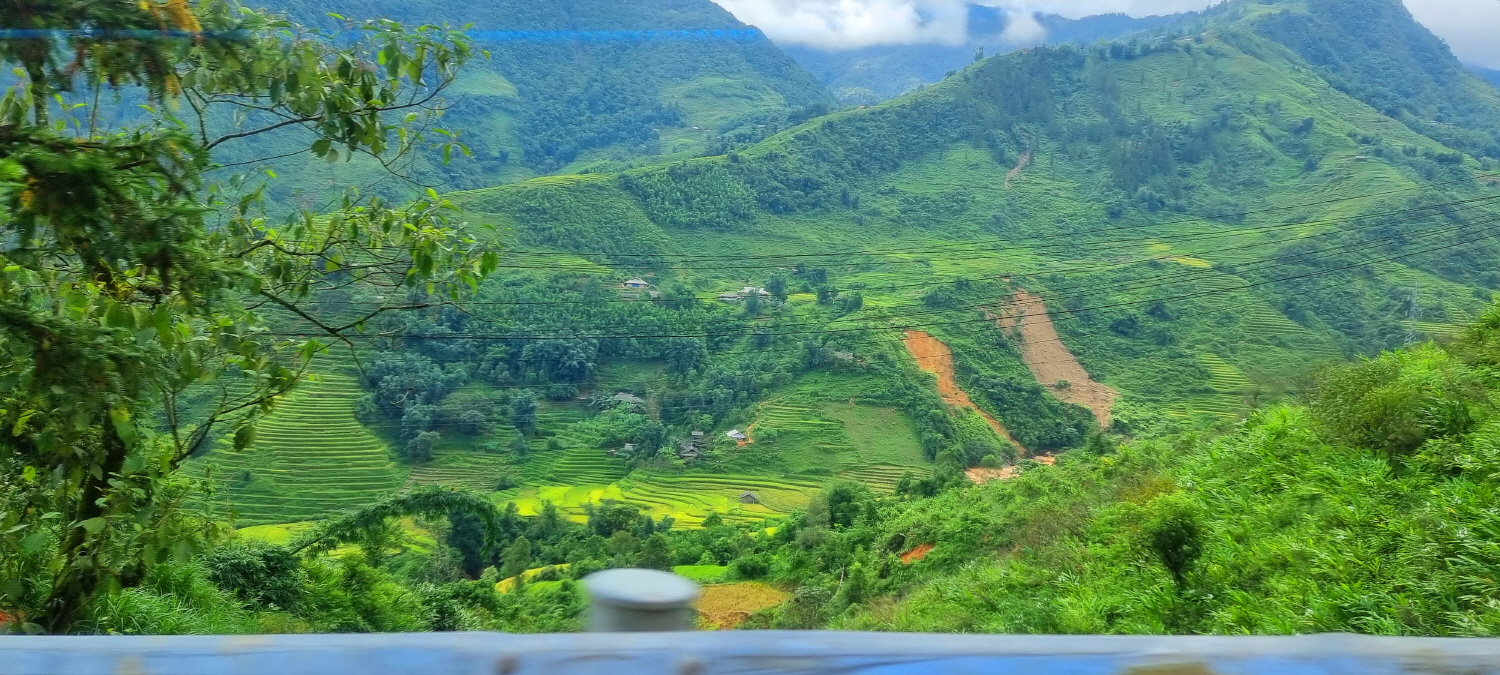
690, 430, 705, 440
741, 286, 771, 298
622, 278, 651, 290
621, 443, 635, 454
717, 291, 742, 303
832, 351, 855, 362
739, 491, 760, 504
726, 429, 747, 441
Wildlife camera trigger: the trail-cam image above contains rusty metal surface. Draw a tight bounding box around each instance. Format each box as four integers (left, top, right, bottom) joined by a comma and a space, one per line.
4, 631, 1500, 675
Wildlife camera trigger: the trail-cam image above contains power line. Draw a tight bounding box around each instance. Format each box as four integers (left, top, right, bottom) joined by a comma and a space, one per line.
483, 174, 1500, 262
268, 222, 1500, 343
284, 215, 1497, 341
290, 194, 1500, 308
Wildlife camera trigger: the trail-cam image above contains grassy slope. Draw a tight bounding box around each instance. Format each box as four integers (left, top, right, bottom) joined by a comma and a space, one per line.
822, 334, 1500, 635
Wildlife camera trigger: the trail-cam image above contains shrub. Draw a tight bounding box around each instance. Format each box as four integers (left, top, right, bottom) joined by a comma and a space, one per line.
202, 543, 306, 611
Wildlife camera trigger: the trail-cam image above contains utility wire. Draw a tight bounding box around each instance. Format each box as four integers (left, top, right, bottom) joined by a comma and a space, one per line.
269, 222, 1500, 343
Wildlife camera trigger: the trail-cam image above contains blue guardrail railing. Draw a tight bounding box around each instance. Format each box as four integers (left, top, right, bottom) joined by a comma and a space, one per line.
5, 631, 1500, 675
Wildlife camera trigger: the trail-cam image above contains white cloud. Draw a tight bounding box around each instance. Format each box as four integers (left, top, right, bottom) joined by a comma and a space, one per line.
712, 0, 1500, 70
710, 0, 970, 49
999, 7, 1047, 44
711, 0, 1221, 50
1403, 0, 1500, 69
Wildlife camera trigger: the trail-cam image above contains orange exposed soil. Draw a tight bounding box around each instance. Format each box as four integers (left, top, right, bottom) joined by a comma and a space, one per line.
966, 455, 1056, 484
697, 582, 790, 629
996, 290, 1117, 427
904, 330, 1027, 454
965, 466, 1017, 483
900, 542, 935, 564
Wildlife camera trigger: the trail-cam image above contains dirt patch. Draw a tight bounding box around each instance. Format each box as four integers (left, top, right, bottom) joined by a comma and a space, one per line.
899, 542, 935, 564
697, 582, 790, 630
1005, 148, 1032, 187
966, 466, 1017, 483
996, 290, 1117, 428
904, 330, 1027, 454
966, 455, 1057, 484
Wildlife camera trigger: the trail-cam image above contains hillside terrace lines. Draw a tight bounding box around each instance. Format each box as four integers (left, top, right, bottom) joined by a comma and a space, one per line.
995, 290, 1117, 428
902, 330, 1028, 454
191, 373, 404, 526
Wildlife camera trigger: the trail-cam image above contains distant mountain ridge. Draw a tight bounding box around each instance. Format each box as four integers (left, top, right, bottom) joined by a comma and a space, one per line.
781, 8, 1191, 104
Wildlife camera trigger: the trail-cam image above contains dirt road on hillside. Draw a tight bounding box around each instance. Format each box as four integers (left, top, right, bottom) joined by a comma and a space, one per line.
996, 290, 1117, 427
903, 330, 1028, 454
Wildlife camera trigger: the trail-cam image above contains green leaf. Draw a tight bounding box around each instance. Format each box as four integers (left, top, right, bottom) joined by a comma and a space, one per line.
110, 407, 137, 447
103, 301, 131, 329
80, 518, 107, 535
233, 425, 256, 451
311, 138, 331, 157
21, 531, 48, 553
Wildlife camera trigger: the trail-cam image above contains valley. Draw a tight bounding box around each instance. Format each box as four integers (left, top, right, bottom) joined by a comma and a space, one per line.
11, 0, 1500, 639
196, 0, 1500, 541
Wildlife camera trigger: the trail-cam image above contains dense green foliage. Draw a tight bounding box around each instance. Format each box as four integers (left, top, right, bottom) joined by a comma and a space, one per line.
0, 0, 493, 632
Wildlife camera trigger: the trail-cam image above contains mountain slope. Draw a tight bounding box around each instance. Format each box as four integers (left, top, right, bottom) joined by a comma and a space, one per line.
233, 0, 831, 200
783, 10, 1189, 104
1245, 0, 1500, 159
451, 0, 1500, 417
198, 0, 1500, 527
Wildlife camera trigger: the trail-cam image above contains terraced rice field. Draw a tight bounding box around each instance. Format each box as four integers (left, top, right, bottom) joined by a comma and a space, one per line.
1236, 303, 1343, 358
1409, 321, 1464, 339
189, 373, 405, 526
839, 464, 930, 493
1198, 353, 1253, 395
502, 471, 823, 526
752, 398, 930, 483
545, 445, 631, 484
407, 451, 515, 492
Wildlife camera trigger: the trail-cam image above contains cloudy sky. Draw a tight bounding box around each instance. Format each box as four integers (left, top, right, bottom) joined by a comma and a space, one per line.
711, 0, 1500, 68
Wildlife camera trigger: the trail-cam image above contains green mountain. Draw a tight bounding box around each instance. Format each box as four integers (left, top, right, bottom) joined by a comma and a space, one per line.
227, 0, 830, 202
193, 0, 1500, 534
784, 9, 1188, 105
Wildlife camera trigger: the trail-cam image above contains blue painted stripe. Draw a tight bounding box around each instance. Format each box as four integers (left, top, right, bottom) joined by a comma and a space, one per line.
0, 28, 764, 43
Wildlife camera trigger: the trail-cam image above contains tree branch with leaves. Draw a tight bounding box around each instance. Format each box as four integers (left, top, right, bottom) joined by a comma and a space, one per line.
0, 0, 495, 633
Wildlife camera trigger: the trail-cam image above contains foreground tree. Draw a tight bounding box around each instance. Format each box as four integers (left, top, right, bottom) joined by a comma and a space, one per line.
0, 0, 494, 632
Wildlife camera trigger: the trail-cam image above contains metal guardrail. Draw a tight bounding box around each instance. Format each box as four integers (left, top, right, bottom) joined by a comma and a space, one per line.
6, 571, 1500, 674
6, 631, 1500, 675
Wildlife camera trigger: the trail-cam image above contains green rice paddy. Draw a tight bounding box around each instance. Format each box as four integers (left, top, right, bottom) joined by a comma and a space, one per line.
189, 373, 405, 527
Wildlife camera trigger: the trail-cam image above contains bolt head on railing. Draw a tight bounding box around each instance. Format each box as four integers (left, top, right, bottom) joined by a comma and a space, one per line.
583, 568, 701, 632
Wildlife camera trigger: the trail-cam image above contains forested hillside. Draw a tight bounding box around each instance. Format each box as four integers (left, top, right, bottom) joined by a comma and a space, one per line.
227, 0, 830, 202
784, 10, 1186, 104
